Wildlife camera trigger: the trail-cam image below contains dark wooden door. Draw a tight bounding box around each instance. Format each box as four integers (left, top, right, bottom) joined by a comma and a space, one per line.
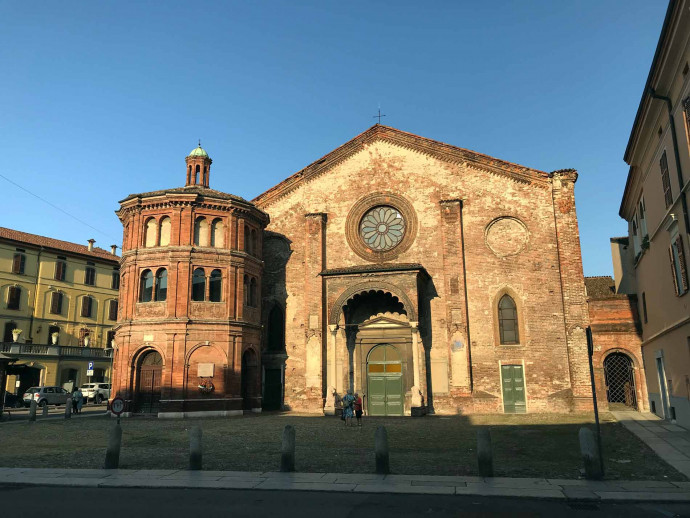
136, 366, 162, 413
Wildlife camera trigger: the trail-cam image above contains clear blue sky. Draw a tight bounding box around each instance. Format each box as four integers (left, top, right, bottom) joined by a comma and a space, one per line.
0, 1, 667, 276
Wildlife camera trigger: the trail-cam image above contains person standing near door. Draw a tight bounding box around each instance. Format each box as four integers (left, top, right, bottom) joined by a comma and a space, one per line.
342, 390, 355, 427
354, 393, 363, 427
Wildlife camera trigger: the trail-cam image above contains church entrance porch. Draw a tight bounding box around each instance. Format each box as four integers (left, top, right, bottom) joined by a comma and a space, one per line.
366, 344, 403, 416
134, 350, 162, 414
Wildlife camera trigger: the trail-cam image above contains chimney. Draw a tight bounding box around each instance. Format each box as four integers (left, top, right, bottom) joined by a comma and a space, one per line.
110, 244, 117, 255
87, 239, 95, 252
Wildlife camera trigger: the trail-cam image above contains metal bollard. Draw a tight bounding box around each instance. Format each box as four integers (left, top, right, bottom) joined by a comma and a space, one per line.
477, 428, 494, 477
64, 401, 72, 419
104, 421, 122, 469
189, 426, 202, 471
280, 425, 296, 472
28, 400, 37, 422
42, 404, 49, 417
579, 427, 603, 480
374, 426, 390, 474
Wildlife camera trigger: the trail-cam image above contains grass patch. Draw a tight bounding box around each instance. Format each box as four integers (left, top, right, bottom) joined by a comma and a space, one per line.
0, 412, 682, 480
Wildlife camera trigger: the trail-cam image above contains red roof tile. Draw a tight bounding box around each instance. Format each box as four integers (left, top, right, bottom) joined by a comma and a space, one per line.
0, 227, 119, 263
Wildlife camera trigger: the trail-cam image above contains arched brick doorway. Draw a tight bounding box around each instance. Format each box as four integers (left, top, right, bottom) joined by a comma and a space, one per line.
241, 349, 259, 411
134, 350, 162, 414
604, 352, 637, 410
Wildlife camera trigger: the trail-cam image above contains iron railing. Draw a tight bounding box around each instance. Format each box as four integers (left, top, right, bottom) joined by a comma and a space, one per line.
0, 342, 113, 359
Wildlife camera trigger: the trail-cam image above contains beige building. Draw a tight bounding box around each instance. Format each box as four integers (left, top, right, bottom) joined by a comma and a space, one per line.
621, 0, 690, 427
0, 227, 119, 396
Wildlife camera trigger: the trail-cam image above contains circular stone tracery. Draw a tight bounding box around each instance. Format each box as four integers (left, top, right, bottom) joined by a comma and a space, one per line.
360, 206, 406, 251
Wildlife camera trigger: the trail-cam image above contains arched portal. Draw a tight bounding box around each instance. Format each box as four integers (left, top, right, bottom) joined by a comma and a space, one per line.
604, 352, 637, 410
263, 304, 285, 411
134, 350, 163, 414
241, 349, 260, 411
366, 344, 403, 416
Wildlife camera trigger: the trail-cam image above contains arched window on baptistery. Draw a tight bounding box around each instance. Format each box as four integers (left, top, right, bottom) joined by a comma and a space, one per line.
209, 269, 222, 302
139, 270, 153, 302
243, 275, 250, 306
158, 217, 171, 247
155, 268, 167, 301
244, 225, 252, 254
250, 277, 258, 307
192, 268, 206, 301
498, 294, 519, 345
194, 217, 209, 247
211, 218, 224, 247
144, 218, 157, 248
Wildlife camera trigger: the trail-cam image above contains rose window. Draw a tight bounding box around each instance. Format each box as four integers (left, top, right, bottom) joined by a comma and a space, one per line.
360, 206, 406, 251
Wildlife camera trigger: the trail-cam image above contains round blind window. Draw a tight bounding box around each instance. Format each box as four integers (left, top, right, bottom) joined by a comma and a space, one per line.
360, 206, 406, 251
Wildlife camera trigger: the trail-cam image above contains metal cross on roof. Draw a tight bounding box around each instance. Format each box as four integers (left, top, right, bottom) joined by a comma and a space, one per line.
373, 109, 386, 124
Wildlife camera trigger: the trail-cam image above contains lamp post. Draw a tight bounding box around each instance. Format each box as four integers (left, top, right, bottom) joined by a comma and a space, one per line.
586, 326, 604, 477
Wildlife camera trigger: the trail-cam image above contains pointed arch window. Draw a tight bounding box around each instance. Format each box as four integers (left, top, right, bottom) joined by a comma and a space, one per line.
192, 268, 206, 301
139, 269, 153, 302
498, 294, 519, 345
155, 268, 167, 301
209, 269, 222, 302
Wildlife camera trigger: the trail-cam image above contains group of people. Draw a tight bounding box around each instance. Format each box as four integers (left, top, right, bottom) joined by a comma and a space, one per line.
341, 390, 363, 426
70, 387, 84, 414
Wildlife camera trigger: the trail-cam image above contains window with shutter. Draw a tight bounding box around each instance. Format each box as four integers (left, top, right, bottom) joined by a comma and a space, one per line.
12, 253, 25, 274
661, 151, 673, 208
676, 235, 689, 294
81, 296, 92, 318
106, 330, 116, 347
684, 97, 690, 145
85, 267, 96, 286
111, 271, 120, 290
7, 286, 20, 310
50, 292, 63, 314
109, 299, 118, 321
55, 260, 66, 281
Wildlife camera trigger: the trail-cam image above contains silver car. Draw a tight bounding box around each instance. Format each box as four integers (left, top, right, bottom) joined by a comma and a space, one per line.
22, 386, 70, 408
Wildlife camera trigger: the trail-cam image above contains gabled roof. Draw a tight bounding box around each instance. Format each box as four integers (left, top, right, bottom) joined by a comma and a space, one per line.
253, 125, 551, 207
0, 227, 119, 263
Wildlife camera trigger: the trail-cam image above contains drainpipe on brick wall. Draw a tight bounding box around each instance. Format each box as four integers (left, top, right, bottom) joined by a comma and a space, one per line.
28, 246, 43, 343
649, 87, 690, 233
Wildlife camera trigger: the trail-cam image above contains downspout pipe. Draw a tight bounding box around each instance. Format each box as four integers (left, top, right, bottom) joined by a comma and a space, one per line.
28, 246, 43, 343
649, 87, 690, 232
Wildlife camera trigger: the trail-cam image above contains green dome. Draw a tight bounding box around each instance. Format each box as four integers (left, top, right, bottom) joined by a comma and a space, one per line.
188, 144, 209, 158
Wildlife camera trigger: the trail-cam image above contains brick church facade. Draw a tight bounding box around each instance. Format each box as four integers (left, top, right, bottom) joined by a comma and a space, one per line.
111, 125, 594, 416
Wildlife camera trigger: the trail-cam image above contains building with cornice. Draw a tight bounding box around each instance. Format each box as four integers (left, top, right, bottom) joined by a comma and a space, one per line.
112, 126, 593, 417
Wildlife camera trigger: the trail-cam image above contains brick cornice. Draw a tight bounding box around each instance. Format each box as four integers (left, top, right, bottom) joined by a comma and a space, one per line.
253, 125, 551, 208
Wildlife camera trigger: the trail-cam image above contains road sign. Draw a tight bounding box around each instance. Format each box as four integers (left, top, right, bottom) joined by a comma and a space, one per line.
110, 397, 125, 416
87, 370, 94, 376
88, 361, 94, 370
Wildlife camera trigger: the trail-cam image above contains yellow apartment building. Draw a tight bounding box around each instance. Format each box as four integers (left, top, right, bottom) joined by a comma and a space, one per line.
0, 227, 119, 397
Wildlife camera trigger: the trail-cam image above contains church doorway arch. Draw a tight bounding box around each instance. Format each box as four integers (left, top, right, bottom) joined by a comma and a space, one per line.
241, 349, 259, 411
367, 344, 403, 416
604, 352, 637, 410
134, 350, 162, 414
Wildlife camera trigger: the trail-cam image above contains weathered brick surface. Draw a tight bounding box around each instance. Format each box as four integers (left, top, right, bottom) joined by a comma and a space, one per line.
253, 126, 593, 415
111, 156, 268, 415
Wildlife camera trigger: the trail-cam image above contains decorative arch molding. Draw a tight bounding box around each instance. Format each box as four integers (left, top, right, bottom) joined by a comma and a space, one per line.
602, 348, 642, 369
491, 286, 526, 346
184, 341, 228, 364
129, 344, 166, 368
329, 280, 417, 324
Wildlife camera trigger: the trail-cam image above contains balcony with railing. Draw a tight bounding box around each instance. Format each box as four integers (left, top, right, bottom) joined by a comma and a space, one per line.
0, 342, 113, 359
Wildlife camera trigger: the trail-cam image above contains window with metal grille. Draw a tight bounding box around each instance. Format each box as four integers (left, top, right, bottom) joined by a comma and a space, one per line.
81, 296, 93, 318
498, 294, 519, 344
84, 266, 96, 286
78, 328, 90, 347
12, 253, 25, 274
661, 151, 673, 208
50, 291, 63, 314
108, 299, 118, 321
55, 259, 66, 281
7, 286, 21, 310
603, 353, 637, 409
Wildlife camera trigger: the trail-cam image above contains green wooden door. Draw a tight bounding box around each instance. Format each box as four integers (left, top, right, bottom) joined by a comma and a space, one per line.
501, 365, 526, 414
367, 344, 404, 416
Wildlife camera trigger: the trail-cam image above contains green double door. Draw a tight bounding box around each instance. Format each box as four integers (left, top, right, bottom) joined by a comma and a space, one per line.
367, 344, 404, 416
501, 364, 526, 413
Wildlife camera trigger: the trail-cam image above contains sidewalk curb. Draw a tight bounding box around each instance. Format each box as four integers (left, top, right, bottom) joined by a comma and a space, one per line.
0, 469, 689, 503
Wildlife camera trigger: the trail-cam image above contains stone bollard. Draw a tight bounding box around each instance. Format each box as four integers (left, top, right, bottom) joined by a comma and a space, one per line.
42, 404, 49, 417
64, 401, 72, 419
28, 400, 37, 422
579, 427, 603, 480
104, 421, 123, 469
374, 426, 390, 474
189, 426, 202, 471
477, 428, 494, 477
280, 425, 296, 472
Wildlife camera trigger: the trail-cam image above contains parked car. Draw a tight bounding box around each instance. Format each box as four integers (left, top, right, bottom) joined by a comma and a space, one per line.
3, 392, 23, 409
80, 383, 111, 403
22, 386, 70, 407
